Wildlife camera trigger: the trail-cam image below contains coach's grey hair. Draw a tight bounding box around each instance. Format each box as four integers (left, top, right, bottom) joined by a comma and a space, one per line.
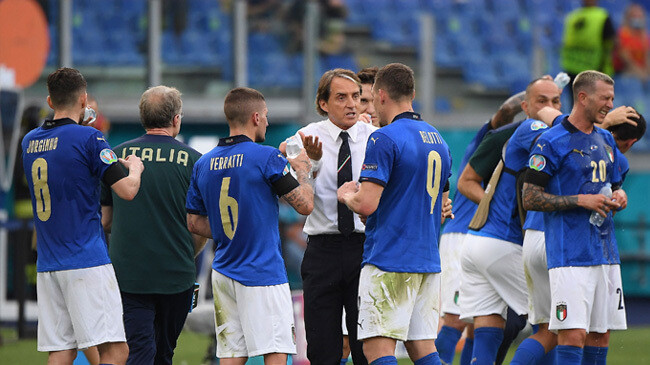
572, 70, 614, 102
139, 86, 183, 129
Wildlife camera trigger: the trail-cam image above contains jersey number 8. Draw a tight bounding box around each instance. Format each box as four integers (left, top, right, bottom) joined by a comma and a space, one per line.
31, 158, 51, 221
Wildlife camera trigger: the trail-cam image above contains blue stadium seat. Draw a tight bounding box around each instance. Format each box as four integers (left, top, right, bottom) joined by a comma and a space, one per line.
434, 34, 459, 69
614, 76, 645, 112
320, 54, 358, 73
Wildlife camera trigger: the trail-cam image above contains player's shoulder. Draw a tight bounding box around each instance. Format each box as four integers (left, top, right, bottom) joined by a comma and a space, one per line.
594, 125, 616, 143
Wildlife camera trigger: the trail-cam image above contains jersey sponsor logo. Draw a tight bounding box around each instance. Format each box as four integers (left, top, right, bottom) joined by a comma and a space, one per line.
362, 163, 378, 171
530, 120, 548, 131
572, 148, 585, 157
529, 154, 546, 171
99, 149, 118, 165
370, 136, 379, 144
605, 145, 614, 163
556, 302, 567, 321
536, 143, 545, 151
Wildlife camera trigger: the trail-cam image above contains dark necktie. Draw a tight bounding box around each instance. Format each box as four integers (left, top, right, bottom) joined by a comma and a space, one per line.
337, 131, 354, 235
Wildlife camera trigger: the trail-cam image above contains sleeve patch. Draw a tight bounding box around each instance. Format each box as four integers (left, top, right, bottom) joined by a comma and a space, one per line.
529, 154, 546, 171
530, 121, 548, 131
100, 149, 118, 165
362, 163, 378, 171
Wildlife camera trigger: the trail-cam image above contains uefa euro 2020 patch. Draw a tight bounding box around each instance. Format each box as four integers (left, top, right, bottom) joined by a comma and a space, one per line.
100, 148, 118, 165
529, 154, 546, 171
530, 120, 548, 131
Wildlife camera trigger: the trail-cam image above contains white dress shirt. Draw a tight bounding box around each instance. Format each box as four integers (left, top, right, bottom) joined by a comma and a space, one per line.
295, 119, 378, 235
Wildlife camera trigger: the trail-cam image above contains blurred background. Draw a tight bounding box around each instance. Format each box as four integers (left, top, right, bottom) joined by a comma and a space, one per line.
2, 0, 650, 362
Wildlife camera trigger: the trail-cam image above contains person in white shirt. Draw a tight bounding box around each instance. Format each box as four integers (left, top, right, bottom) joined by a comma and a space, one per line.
280, 68, 376, 365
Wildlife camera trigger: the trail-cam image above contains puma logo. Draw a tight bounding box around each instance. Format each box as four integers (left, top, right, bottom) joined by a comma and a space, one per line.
370, 137, 378, 144
572, 149, 585, 156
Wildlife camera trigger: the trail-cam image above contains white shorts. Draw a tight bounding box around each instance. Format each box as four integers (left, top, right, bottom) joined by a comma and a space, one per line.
440, 232, 466, 316
548, 265, 627, 333
212, 270, 296, 358
459, 235, 528, 321
357, 265, 440, 342
37, 264, 126, 352
522, 230, 551, 325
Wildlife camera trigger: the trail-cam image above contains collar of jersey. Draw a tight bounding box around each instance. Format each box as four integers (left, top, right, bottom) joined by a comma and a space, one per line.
324, 118, 360, 143
391, 111, 421, 124
42, 118, 77, 129
561, 115, 580, 133
218, 134, 252, 146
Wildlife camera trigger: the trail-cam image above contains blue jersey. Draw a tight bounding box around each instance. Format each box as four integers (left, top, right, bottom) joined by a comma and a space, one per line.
470, 119, 549, 245
442, 121, 492, 234
21, 118, 116, 272
528, 117, 624, 268
186, 135, 291, 286
359, 112, 452, 273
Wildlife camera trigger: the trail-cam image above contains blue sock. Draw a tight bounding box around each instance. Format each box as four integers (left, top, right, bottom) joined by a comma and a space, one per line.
510, 338, 546, 365
436, 326, 462, 364
582, 346, 608, 365
459, 337, 474, 365
414, 352, 442, 365
370, 356, 398, 365
556, 345, 583, 365
340, 358, 348, 365
540, 347, 557, 365
471, 327, 504, 365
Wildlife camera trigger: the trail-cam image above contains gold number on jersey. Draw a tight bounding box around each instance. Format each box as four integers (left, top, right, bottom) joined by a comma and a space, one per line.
31, 158, 51, 221
219, 177, 239, 239
426, 151, 442, 214
590, 160, 607, 183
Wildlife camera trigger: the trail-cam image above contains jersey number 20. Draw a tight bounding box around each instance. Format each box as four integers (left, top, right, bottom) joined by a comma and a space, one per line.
426, 151, 442, 214
219, 177, 239, 239
31, 158, 51, 221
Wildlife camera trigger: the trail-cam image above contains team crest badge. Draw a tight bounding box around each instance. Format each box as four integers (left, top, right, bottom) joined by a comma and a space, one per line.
99, 149, 118, 165
605, 145, 614, 163
529, 154, 546, 171
454, 291, 459, 305
556, 302, 567, 321
530, 120, 548, 131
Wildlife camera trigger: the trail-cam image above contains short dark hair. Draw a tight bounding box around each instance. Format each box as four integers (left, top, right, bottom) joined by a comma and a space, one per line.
572, 70, 614, 102
315, 69, 361, 116
608, 112, 646, 142
224, 87, 266, 126
374, 63, 415, 102
46, 67, 87, 109
357, 67, 378, 85
139, 86, 183, 129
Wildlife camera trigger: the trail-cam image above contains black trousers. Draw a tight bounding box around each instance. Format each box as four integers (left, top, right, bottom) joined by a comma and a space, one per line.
122, 286, 193, 365
301, 233, 368, 365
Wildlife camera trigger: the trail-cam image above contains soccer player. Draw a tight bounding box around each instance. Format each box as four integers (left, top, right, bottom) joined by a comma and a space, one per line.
100, 86, 205, 365
512, 109, 645, 365
338, 63, 452, 365
357, 66, 379, 127
457, 77, 562, 365
185, 87, 314, 364
22, 67, 144, 365
522, 71, 628, 365
436, 86, 529, 365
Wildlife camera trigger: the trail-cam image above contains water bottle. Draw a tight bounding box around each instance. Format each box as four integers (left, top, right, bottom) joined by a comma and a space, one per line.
285, 135, 303, 159
554, 72, 571, 90
589, 183, 612, 227
83, 106, 96, 124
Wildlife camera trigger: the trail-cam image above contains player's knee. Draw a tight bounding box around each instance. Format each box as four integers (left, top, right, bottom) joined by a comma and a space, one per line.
442, 313, 466, 331
558, 329, 587, 347
585, 331, 610, 347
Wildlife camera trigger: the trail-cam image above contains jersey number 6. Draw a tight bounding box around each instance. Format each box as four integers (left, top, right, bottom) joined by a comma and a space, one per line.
219, 177, 239, 239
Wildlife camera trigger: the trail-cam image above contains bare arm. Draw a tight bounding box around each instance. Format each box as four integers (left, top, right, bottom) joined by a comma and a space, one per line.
522, 182, 620, 217
282, 150, 314, 215
187, 213, 212, 238
110, 156, 144, 201
537, 106, 563, 125
192, 234, 208, 257
101, 206, 113, 232
337, 181, 384, 217
490, 90, 525, 129
458, 164, 484, 204
599, 106, 639, 128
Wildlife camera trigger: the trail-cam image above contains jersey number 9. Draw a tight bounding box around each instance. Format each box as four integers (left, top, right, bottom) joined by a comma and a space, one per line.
426, 151, 442, 215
